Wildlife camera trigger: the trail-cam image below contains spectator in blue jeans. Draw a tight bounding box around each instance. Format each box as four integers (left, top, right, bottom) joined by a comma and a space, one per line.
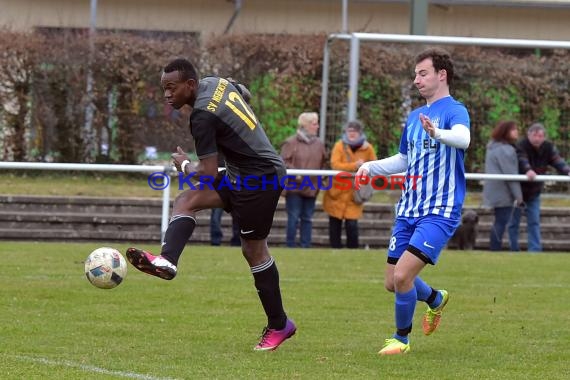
210, 150, 241, 247
482, 121, 523, 251
280, 112, 326, 248
509, 123, 570, 251
210, 208, 240, 246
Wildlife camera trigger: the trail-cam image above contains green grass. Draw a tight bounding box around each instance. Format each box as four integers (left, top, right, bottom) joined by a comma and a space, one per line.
0, 172, 174, 198
1, 242, 568, 379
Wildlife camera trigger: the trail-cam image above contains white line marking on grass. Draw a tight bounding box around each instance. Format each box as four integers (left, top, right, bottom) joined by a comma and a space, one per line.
9, 355, 180, 380
512, 283, 564, 288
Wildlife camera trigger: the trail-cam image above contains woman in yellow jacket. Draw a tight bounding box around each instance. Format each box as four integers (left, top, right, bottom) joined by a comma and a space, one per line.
323, 120, 377, 248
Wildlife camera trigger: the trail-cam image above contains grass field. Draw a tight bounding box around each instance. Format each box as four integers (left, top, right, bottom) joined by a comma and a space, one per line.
1, 242, 568, 380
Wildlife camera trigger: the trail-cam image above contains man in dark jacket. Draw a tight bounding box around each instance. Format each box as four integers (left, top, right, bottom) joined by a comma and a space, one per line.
508, 123, 570, 251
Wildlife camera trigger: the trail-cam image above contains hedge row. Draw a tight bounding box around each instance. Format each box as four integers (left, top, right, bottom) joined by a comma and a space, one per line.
1, 29, 569, 175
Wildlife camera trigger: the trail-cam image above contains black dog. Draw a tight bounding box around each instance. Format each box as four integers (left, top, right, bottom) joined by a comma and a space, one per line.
449, 210, 479, 250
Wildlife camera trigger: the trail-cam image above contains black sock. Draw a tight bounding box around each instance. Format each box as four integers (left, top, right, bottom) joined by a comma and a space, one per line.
426, 287, 438, 305
160, 215, 196, 266
251, 257, 287, 330
397, 325, 412, 337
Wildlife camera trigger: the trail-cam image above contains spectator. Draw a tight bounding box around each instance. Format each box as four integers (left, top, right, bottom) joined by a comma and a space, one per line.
210, 208, 241, 246
482, 121, 523, 251
210, 154, 240, 247
322, 120, 377, 248
508, 122, 570, 252
280, 112, 327, 248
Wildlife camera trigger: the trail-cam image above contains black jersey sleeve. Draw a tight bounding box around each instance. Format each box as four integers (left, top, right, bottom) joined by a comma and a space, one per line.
190, 110, 223, 160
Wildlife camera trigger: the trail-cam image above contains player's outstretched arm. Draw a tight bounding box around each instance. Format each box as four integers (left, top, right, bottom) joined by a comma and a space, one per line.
420, 113, 470, 149
357, 153, 408, 179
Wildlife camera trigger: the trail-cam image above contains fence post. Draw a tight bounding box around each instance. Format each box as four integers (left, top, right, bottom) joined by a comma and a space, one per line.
161, 165, 172, 242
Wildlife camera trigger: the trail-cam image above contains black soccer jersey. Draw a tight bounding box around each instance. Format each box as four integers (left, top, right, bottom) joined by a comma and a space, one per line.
189, 77, 286, 182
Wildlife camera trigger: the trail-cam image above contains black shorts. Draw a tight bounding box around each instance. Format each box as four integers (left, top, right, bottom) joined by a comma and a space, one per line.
213, 172, 283, 240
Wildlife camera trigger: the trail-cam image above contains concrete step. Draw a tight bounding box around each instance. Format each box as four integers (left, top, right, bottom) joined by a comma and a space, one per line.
0, 195, 569, 251
0, 195, 163, 215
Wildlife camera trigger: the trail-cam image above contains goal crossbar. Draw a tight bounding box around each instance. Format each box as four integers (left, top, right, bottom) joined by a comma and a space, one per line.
319, 33, 570, 141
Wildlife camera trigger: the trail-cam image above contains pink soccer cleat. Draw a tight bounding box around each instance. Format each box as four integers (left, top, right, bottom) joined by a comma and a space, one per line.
254, 319, 297, 351
126, 247, 177, 280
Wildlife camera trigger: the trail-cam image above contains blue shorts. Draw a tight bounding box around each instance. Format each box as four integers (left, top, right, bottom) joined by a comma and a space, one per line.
387, 214, 460, 265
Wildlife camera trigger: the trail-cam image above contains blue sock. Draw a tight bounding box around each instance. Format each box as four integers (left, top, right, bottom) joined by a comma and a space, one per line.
414, 277, 431, 302
394, 288, 417, 342
393, 333, 409, 344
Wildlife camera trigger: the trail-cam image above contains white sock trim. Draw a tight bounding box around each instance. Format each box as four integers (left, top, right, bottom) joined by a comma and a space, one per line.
170, 214, 197, 224
250, 256, 275, 274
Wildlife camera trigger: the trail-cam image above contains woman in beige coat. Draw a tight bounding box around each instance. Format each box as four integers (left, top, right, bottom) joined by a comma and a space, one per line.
281, 112, 327, 248
323, 120, 377, 248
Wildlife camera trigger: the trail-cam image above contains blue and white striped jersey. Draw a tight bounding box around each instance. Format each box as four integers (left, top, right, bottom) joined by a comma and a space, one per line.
395, 96, 470, 220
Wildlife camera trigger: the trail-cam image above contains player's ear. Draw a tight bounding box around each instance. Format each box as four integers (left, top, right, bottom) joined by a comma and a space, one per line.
185, 78, 197, 90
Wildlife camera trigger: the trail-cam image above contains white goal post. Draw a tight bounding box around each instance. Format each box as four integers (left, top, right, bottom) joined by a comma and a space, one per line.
319, 32, 570, 143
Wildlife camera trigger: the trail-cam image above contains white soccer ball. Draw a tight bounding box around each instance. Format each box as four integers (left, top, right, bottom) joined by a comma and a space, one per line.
85, 247, 127, 289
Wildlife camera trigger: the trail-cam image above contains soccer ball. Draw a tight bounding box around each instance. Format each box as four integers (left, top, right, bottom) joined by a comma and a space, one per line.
85, 247, 127, 289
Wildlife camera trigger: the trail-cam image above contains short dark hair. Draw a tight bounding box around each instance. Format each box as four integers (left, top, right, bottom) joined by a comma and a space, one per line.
528, 122, 545, 135
163, 58, 199, 81
415, 48, 454, 86
491, 120, 517, 143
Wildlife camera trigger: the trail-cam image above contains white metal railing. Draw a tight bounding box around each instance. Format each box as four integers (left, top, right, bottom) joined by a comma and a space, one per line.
0, 162, 174, 240
1, 162, 569, 241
